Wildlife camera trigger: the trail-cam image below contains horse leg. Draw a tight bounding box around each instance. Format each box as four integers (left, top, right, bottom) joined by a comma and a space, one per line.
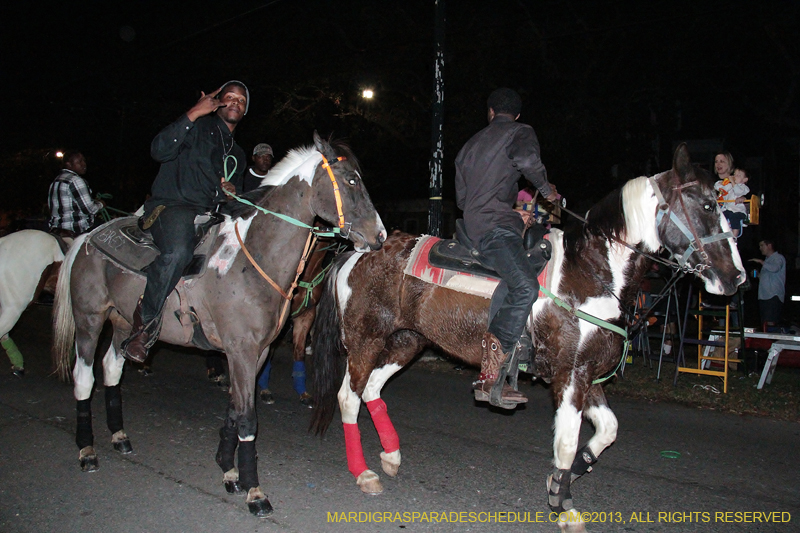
361, 330, 426, 479
227, 351, 273, 517
362, 365, 403, 478
73, 345, 98, 472
548, 376, 589, 532
291, 308, 314, 406
72, 305, 109, 472
215, 403, 242, 494
571, 385, 617, 482
337, 366, 381, 494
103, 324, 132, 454
1, 334, 24, 376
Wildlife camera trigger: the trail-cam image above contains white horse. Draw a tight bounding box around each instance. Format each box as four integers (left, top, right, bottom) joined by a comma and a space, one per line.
0, 230, 65, 375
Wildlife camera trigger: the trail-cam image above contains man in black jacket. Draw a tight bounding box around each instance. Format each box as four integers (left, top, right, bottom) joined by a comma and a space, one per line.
455, 88, 559, 407
122, 81, 249, 363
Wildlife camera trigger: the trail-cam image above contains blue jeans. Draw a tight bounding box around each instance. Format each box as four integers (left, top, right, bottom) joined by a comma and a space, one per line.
141, 205, 204, 322
478, 225, 539, 352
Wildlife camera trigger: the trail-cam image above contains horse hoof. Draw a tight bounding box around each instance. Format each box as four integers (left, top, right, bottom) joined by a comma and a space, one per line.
356, 470, 383, 495
113, 439, 133, 454
556, 510, 587, 532
79, 446, 99, 472
299, 392, 313, 408
260, 390, 275, 405
380, 450, 401, 477
224, 480, 244, 494
246, 487, 273, 517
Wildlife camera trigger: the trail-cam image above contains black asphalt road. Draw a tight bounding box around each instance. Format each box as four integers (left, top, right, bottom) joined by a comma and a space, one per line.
1, 305, 798, 533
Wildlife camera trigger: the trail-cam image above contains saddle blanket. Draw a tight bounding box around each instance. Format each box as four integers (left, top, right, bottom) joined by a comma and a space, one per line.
404, 235, 552, 300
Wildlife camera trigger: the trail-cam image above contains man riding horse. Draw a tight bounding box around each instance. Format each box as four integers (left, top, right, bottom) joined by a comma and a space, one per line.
122, 81, 250, 362
455, 88, 559, 407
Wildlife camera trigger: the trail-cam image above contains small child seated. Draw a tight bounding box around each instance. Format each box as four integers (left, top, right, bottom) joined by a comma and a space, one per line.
715, 168, 750, 238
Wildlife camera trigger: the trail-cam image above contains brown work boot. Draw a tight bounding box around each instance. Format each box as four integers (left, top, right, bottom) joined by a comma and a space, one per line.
473, 332, 527, 407
121, 299, 154, 364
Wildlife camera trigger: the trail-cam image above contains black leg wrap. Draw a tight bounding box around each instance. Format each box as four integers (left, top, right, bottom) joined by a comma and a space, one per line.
76, 399, 94, 449
237, 440, 258, 491
104, 385, 124, 434
215, 421, 238, 473
547, 468, 573, 513
570, 445, 597, 481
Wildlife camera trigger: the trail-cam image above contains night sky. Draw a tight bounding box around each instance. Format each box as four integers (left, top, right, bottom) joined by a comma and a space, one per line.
2, 0, 798, 253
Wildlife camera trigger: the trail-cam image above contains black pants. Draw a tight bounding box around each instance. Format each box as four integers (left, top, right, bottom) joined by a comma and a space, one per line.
141, 206, 203, 323
758, 296, 783, 325
478, 225, 539, 352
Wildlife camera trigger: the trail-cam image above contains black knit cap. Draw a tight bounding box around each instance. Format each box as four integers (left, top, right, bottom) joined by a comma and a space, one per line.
487, 88, 522, 116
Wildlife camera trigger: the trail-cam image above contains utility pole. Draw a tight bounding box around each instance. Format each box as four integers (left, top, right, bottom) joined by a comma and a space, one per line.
427, 0, 445, 236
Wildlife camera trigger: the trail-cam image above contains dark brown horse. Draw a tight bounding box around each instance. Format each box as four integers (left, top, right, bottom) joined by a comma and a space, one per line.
309, 144, 745, 530
52, 133, 386, 516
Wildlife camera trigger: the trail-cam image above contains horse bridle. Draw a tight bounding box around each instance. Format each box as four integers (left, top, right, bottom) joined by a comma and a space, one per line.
320, 154, 352, 238
648, 176, 733, 275
231, 152, 353, 336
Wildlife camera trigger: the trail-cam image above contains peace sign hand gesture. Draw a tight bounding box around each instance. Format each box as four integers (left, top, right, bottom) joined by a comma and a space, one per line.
187, 87, 226, 122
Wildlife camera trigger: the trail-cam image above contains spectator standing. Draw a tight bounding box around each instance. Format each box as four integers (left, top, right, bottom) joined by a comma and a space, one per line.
750, 239, 786, 327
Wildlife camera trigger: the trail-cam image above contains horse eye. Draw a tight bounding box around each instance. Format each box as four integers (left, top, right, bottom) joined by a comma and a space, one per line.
348, 179, 357, 186
704, 203, 714, 211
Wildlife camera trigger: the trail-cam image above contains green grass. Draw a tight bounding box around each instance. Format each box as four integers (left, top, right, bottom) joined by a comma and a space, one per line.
605, 356, 800, 422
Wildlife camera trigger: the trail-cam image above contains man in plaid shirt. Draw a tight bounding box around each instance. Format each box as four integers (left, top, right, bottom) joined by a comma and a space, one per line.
47, 151, 104, 239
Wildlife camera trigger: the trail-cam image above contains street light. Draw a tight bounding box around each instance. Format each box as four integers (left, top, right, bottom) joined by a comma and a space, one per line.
362, 89, 374, 99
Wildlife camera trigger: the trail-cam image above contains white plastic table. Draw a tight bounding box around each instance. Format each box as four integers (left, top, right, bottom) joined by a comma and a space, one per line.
744, 332, 800, 389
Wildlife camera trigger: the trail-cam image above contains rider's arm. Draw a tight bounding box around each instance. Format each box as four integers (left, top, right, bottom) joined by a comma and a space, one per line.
150, 114, 196, 163
507, 127, 553, 199
70, 177, 103, 215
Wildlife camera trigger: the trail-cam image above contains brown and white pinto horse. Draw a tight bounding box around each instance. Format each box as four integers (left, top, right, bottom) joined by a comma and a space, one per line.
309, 144, 745, 530
52, 133, 386, 516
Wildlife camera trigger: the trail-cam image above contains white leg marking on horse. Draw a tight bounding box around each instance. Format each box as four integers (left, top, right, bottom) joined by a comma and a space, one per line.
361, 363, 402, 403
73, 348, 94, 401
583, 404, 618, 458
553, 381, 582, 470
238, 435, 256, 442
208, 213, 256, 276
338, 367, 361, 425
102, 343, 125, 386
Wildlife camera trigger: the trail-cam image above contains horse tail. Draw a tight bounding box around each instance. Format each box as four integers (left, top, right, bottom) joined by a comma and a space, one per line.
52, 234, 87, 382
308, 252, 351, 437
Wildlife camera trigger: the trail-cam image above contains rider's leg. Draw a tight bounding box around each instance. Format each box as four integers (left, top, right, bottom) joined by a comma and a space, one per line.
474, 225, 538, 405
122, 206, 199, 363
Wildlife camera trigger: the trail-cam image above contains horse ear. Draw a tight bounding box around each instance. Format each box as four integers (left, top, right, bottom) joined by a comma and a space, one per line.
672, 143, 694, 180
313, 130, 336, 160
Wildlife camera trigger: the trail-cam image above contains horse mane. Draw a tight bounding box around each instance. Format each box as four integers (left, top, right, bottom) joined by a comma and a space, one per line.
221, 139, 361, 220
571, 174, 661, 255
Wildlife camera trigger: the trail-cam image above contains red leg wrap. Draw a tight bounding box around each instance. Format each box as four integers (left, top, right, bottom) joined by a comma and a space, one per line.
366, 398, 400, 453
343, 423, 368, 479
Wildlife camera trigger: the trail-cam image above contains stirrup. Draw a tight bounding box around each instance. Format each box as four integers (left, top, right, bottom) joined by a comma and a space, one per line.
489, 340, 524, 408
516, 334, 534, 373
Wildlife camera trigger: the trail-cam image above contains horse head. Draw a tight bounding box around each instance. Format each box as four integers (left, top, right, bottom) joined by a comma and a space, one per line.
654, 143, 746, 295
310, 132, 386, 252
